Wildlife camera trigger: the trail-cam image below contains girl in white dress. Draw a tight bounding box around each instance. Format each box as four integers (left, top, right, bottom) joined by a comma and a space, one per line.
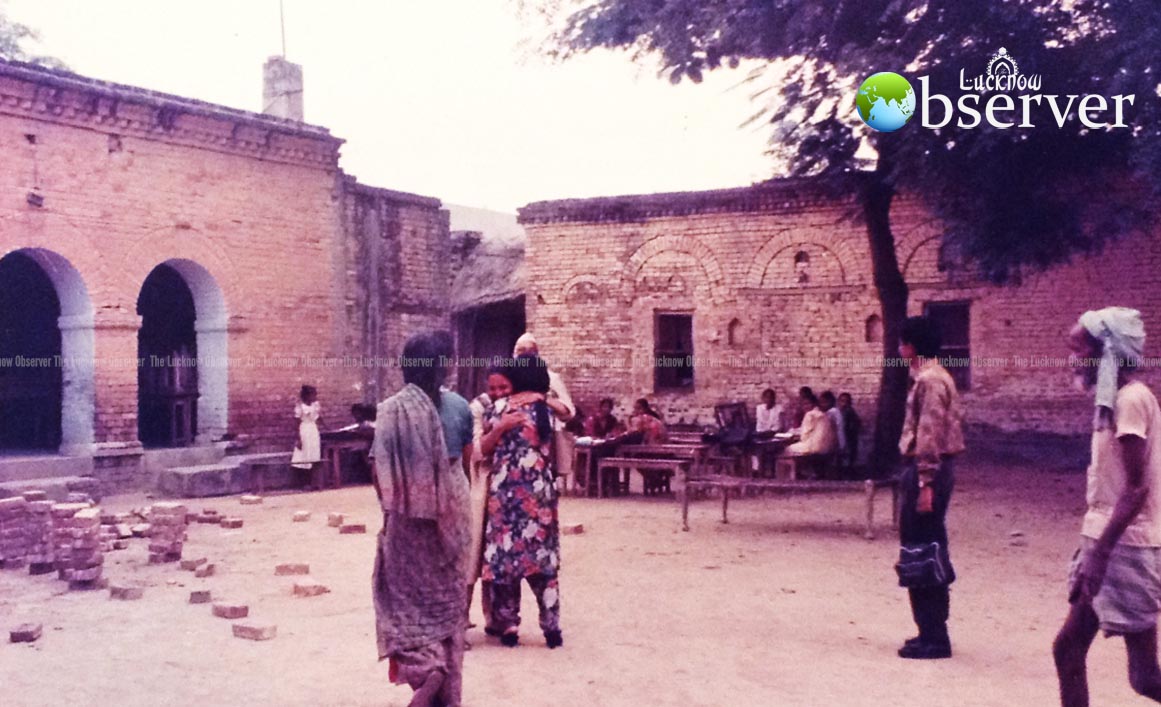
291, 385, 323, 488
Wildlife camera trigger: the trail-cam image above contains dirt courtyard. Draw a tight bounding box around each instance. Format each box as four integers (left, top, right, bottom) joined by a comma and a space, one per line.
0, 456, 1152, 706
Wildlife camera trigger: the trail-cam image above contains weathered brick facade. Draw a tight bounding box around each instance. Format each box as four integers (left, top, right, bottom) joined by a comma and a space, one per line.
0, 59, 449, 487
518, 181, 1161, 444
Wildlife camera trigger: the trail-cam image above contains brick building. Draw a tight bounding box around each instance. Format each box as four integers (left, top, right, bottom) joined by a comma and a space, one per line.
0, 58, 449, 491
517, 180, 1161, 448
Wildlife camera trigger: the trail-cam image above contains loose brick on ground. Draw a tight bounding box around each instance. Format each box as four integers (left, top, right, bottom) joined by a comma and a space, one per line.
109, 585, 144, 601
293, 511, 311, 522
239, 496, 263, 506
232, 623, 276, 641
327, 513, 344, 527
189, 590, 212, 604
220, 518, 244, 529
194, 564, 216, 578
292, 580, 330, 598
212, 603, 249, 620
274, 563, 309, 576
10, 623, 42, 643
339, 523, 366, 535
180, 558, 208, 571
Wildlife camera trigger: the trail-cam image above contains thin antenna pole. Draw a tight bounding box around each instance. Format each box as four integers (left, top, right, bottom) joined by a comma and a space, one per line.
280, 0, 287, 57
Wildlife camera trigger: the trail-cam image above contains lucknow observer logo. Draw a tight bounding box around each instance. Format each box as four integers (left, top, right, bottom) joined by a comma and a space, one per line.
855, 72, 916, 132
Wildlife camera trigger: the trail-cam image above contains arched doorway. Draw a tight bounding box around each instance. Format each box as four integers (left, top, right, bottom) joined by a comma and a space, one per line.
136, 260, 227, 448
0, 249, 95, 454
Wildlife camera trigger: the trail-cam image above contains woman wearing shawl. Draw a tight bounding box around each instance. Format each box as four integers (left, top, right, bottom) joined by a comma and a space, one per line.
371, 334, 471, 707
479, 354, 564, 649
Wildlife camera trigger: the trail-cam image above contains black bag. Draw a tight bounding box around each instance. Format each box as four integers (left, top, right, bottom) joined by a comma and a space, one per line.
894, 541, 951, 588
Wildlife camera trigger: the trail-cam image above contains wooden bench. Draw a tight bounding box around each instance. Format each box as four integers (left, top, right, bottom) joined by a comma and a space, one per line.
678, 473, 900, 540
597, 457, 690, 497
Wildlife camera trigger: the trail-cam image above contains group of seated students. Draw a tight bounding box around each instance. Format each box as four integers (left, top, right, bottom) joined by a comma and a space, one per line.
577, 397, 669, 445
759, 387, 861, 469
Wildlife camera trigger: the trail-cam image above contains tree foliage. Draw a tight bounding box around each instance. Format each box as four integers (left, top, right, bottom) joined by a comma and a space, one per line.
535, 0, 1160, 280
531, 0, 1161, 472
0, 10, 67, 70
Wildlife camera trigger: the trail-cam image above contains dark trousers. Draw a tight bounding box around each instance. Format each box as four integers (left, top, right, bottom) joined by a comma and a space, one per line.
899, 458, 955, 646
490, 574, 560, 634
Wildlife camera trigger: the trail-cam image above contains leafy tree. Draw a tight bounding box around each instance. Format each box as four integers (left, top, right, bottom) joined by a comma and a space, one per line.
531, 0, 1160, 474
0, 10, 67, 70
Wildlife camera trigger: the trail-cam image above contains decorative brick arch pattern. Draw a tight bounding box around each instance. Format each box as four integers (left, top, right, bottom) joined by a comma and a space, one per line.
902, 234, 944, 284
620, 235, 728, 303
746, 232, 859, 289
561, 274, 606, 305
118, 227, 237, 314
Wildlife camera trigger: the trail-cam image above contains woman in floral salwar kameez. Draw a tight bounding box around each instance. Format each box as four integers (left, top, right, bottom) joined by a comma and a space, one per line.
479, 354, 563, 649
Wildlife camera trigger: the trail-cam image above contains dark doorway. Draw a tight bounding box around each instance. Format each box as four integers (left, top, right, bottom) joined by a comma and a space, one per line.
0, 252, 63, 451
138, 264, 198, 447
454, 296, 526, 398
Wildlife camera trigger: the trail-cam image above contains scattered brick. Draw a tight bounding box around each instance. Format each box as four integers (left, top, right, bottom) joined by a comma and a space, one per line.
180, 558, 208, 571
212, 603, 249, 620
339, 523, 366, 535
220, 518, 244, 529
189, 590, 212, 604
293, 511, 311, 523
109, 585, 144, 601
274, 563, 309, 576
292, 580, 330, 598
149, 503, 188, 561
239, 495, 263, 506
10, 623, 42, 643
130, 524, 151, 538
327, 513, 344, 528
232, 623, 276, 641
562, 524, 585, 535
68, 577, 109, 591
21, 490, 47, 502
194, 564, 216, 578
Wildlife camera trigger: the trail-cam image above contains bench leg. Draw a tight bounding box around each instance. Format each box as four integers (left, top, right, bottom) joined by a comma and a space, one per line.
721, 489, 730, 524
681, 487, 690, 531
864, 480, 876, 540
598, 465, 605, 499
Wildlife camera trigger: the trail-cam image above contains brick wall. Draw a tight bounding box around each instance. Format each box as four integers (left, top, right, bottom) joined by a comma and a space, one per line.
0, 60, 451, 481
518, 182, 1161, 442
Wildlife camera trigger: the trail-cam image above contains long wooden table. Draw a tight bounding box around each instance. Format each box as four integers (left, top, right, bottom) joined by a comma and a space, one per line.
677, 471, 900, 539
603, 443, 710, 496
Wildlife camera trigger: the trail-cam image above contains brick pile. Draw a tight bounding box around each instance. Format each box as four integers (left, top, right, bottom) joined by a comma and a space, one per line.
52, 505, 103, 586
148, 502, 187, 563
26, 499, 56, 574
0, 497, 30, 567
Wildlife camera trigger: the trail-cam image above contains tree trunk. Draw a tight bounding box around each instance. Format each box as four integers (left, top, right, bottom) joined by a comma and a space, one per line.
861, 158, 909, 479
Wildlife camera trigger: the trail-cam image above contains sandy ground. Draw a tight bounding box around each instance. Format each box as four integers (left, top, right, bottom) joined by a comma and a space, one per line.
0, 455, 1154, 707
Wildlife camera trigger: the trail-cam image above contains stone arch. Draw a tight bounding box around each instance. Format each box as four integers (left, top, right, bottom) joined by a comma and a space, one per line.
620, 235, 728, 303
0, 247, 95, 454
746, 232, 858, 288
136, 258, 229, 444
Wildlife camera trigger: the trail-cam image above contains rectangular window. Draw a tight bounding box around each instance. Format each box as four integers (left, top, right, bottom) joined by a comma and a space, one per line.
924, 300, 971, 391
654, 312, 694, 391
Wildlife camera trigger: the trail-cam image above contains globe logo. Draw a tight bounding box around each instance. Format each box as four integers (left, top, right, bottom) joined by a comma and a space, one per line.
855, 72, 916, 132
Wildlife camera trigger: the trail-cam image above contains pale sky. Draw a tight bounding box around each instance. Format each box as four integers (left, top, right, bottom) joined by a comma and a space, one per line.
4, 0, 777, 212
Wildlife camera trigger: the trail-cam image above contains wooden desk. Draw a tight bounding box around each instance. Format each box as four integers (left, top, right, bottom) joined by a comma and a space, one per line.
320, 431, 373, 490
